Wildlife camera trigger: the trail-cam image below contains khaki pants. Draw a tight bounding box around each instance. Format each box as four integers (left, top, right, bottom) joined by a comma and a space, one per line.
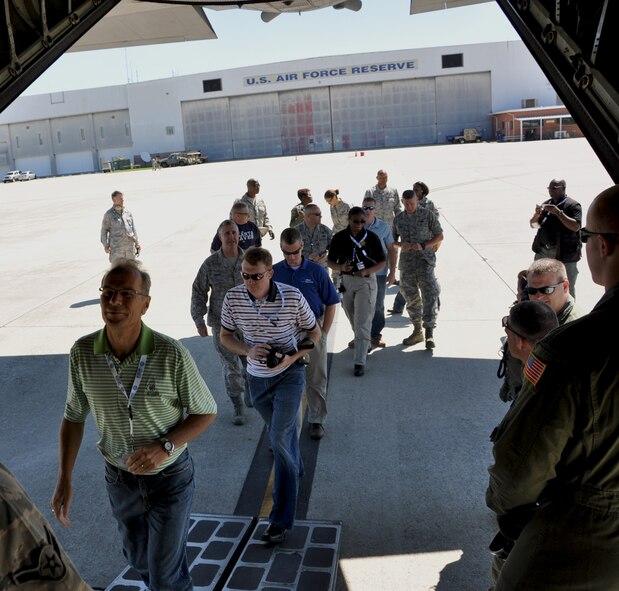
305, 317, 329, 424
341, 274, 377, 366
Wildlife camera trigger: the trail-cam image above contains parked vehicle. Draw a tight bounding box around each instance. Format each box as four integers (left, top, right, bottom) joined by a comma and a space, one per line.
18, 170, 36, 181
3, 170, 21, 182
446, 128, 482, 144
159, 151, 205, 167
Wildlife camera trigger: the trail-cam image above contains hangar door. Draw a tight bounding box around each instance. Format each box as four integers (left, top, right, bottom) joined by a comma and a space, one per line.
230, 93, 282, 160
279, 88, 332, 155
330, 83, 384, 152
182, 98, 233, 162
383, 78, 437, 147
436, 72, 491, 141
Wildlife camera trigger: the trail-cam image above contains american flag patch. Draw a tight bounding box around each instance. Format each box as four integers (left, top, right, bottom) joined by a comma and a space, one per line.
524, 353, 546, 385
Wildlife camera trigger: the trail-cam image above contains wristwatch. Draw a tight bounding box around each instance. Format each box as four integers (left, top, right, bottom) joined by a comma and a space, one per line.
160, 437, 175, 456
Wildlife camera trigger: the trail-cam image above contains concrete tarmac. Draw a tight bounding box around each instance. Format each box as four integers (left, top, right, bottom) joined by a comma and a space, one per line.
0, 138, 612, 590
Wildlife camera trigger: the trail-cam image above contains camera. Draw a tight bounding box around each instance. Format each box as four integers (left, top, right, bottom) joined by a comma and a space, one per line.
264, 338, 315, 369
265, 346, 286, 368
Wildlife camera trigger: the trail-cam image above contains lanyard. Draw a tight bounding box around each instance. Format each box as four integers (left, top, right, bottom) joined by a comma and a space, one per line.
349, 230, 373, 264
105, 353, 148, 450
541, 197, 567, 226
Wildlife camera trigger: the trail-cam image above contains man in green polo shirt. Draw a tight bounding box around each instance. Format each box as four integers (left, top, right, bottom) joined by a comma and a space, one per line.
51, 260, 217, 591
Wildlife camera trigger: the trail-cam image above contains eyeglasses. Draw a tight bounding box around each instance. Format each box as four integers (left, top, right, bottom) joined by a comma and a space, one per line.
350, 219, 366, 224
233, 212, 250, 217
547, 185, 563, 190
242, 272, 267, 281
99, 287, 148, 300
308, 213, 322, 217
523, 283, 562, 296
362, 205, 376, 211
580, 227, 619, 243
502, 316, 528, 340
281, 247, 302, 256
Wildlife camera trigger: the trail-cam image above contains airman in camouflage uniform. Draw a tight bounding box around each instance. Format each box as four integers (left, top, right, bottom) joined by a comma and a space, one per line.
100, 190, 140, 262
0, 463, 92, 590
240, 178, 274, 239
191, 220, 248, 424
324, 189, 351, 233
393, 189, 443, 349
364, 169, 401, 227
294, 204, 333, 267
290, 188, 313, 227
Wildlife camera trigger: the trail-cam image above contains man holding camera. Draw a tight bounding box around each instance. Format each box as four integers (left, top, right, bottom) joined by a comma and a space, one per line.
220, 248, 320, 544
530, 178, 582, 297
273, 227, 340, 440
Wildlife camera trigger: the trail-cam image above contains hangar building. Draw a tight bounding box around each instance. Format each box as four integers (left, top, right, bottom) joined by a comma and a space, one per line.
0, 40, 560, 177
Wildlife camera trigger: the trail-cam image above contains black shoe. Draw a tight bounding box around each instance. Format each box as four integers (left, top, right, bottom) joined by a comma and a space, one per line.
353, 364, 365, 377
387, 308, 403, 315
309, 423, 325, 440
262, 523, 287, 544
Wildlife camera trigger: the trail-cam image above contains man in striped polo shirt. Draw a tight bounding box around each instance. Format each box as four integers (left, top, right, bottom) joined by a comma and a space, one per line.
220, 248, 321, 544
51, 260, 217, 591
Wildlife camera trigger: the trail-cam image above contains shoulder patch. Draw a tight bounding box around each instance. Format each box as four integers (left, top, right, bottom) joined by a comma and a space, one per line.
524, 353, 547, 385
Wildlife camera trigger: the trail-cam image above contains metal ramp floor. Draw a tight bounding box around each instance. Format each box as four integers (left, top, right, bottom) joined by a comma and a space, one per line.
105, 514, 342, 591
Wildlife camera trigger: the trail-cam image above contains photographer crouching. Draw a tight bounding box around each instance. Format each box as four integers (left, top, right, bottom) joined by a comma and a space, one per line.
220, 247, 321, 544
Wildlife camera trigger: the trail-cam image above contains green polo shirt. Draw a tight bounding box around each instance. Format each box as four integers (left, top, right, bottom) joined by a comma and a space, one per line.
65, 323, 217, 472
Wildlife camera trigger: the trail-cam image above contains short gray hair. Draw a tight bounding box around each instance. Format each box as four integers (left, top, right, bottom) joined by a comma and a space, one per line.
104, 259, 151, 295
527, 258, 567, 282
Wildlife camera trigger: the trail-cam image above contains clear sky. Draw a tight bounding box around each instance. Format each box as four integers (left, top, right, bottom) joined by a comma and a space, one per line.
23, 1, 520, 96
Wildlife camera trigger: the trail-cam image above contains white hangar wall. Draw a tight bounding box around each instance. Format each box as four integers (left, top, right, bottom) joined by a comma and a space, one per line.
0, 41, 557, 176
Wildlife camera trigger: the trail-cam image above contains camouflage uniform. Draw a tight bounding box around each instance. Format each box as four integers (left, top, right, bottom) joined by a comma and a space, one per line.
487, 284, 619, 590
393, 208, 443, 329
240, 193, 272, 233
419, 196, 439, 218
364, 185, 401, 226
329, 201, 351, 233
191, 249, 248, 407
0, 463, 93, 590
100, 206, 139, 262
290, 203, 305, 228
294, 222, 333, 267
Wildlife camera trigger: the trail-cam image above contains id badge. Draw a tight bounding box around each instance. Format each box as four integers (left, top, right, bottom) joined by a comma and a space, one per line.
356, 261, 365, 270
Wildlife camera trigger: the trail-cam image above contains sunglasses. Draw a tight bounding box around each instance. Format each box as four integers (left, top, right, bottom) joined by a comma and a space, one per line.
502, 316, 528, 341
362, 205, 376, 211
350, 219, 366, 224
242, 272, 267, 281
580, 227, 619, 243
523, 283, 563, 296
281, 247, 302, 256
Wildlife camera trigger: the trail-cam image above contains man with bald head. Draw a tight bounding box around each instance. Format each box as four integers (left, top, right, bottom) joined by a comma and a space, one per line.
530, 178, 582, 296
364, 169, 401, 226
487, 185, 619, 590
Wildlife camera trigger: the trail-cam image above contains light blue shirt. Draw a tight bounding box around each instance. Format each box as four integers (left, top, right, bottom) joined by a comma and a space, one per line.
366, 217, 393, 276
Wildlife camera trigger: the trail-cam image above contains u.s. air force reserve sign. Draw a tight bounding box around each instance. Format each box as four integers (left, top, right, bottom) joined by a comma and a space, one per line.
243, 60, 417, 86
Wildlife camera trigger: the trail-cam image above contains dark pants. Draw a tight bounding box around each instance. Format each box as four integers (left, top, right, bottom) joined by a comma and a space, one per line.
105, 450, 195, 591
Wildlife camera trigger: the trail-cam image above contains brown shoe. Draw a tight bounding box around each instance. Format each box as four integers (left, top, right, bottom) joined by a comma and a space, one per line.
309, 423, 325, 440
371, 337, 386, 348
402, 328, 424, 347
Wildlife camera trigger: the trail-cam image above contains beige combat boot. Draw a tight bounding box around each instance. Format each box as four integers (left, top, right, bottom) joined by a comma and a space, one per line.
402, 325, 424, 346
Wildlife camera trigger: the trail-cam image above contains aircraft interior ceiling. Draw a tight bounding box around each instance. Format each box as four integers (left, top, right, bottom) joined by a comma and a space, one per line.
0, 0, 617, 181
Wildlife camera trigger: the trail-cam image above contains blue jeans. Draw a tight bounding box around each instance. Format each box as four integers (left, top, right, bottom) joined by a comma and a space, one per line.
392, 290, 405, 313
371, 275, 387, 339
248, 364, 305, 530
105, 450, 195, 591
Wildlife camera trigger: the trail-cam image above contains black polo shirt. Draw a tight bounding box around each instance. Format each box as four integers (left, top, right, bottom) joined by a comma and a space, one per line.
327, 228, 386, 273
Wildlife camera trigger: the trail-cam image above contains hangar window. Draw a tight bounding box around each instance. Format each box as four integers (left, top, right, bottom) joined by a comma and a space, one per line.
57, 131, 62, 144
203, 79, 222, 93
100, 126, 105, 139
125, 123, 130, 137
38, 133, 43, 145
521, 98, 538, 108
15, 136, 19, 148
166, 126, 175, 136
442, 53, 463, 68
80, 128, 86, 141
